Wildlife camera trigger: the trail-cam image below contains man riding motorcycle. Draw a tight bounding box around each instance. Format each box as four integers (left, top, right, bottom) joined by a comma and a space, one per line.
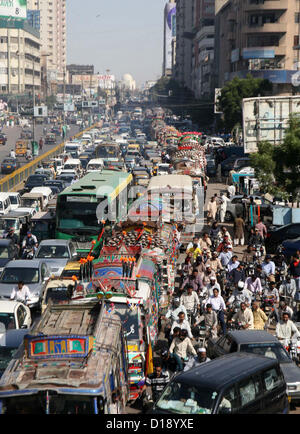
21, 231, 38, 258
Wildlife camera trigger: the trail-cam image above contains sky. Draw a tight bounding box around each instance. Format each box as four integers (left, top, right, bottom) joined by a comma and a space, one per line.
66, 0, 167, 87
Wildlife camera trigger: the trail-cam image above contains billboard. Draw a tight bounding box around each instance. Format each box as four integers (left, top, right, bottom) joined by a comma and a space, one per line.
73, 74, 115, 90
0, 0, 27, 19
243, 96, 300, 153
163, 2, 176, 72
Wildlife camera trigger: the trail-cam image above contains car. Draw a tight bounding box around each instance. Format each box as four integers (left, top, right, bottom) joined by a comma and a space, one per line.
280, 237, 300, 259
151, 352, 289, 414
23, 174, 49, 192
206, 330, 300, 404
0, 133, 7, 145
225, 194, 273, 222
0, 300, 31, 337
43, 180, 66, 193
0, 328, 28, 378
265, 223, 300, 254
1, 158, 19, 174
0, 239, 18, 274
56, 174, 77, 187
0, 260, 51, 309
34, 239, 78, 277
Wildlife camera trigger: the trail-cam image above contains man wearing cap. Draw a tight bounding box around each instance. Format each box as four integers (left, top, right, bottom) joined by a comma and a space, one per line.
205, 276, 221, 298
219, 245, 233, 268
183, 347, 211, 371
200, 264, 217, 287
228, 281, 252, 307
22, 231, 38, 251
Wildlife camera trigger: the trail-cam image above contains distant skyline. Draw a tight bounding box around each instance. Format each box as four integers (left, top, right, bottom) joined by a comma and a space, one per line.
66, 0, 167, 87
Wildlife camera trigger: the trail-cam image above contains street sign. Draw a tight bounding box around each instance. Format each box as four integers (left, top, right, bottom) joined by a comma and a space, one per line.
34, 106, 48, 117
0, 0, 27, 19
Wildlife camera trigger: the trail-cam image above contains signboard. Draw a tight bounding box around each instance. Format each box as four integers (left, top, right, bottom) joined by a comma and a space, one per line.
82, 101, 98, 108
34, 105, 47, 117
25, 335, 94, 360
214, 88, 223, 114
242, 48, 275, 60
64, 103, 75, 112
242, 95, 300, 153
164, 2, 176, 71
0, 0, 27, 19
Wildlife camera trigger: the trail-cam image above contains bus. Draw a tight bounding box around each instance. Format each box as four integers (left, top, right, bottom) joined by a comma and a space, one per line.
56, 170, 133, 253
0, 301, 129, 414
95, 141, 121, 162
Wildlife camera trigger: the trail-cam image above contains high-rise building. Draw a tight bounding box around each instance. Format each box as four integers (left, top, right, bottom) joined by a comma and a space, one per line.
0, 18, 41, 94
215, 0, 300, 95
191, 0, 215, 99
27, 0, 66, 81
173, 0, 194, 90
163, 1, 177, 77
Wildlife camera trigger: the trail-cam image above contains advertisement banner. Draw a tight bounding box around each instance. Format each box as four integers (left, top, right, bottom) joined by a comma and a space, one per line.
164, 2, 176, 71
242, 96, 300, 153
0, 0, 27, 19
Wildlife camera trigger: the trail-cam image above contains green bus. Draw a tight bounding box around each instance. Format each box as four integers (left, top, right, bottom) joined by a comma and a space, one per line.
56, 170, 133, 253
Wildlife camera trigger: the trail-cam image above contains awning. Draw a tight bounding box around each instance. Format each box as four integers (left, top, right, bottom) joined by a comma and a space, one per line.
232, 173, 254, 183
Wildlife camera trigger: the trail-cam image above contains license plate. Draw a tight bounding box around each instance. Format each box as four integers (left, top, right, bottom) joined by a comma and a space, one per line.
288, 396, 292, 403
6, 166, 11, 168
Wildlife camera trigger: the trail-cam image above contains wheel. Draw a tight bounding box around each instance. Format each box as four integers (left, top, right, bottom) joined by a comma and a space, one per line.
225, 211, 233, 222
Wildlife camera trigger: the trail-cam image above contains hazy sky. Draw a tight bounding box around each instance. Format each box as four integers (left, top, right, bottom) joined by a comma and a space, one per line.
66, 0, 167, 86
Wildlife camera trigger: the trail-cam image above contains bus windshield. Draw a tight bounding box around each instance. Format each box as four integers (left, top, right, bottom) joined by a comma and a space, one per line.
56, 195, 101, 234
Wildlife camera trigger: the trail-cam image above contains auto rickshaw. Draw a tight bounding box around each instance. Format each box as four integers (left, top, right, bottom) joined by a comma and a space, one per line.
15, 140, 28, 158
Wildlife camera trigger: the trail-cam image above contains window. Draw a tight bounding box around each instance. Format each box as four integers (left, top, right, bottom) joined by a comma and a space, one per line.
296, 12, 300, 23
218, 386, 238, 414
262, 368, 282, 392
222, 336, 233, 353
239, 377, 260, 406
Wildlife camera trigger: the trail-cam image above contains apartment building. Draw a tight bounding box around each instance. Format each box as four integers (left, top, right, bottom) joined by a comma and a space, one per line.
0, 18, 41, 94
191, 0, 215, 99
215, 0, 300, 95
173, 0, 194, 90
27, 0, 66, 81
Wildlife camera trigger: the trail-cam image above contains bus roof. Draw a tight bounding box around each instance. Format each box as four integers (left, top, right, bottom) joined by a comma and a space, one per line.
58, 170, 132, 202
147, 174, 193, 194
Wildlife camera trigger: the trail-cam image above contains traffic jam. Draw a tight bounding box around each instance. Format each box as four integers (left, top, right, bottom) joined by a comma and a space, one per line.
0, 105, 299, 415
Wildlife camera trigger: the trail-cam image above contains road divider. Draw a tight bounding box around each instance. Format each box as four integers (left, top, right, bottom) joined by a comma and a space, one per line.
0, 124, 98, 193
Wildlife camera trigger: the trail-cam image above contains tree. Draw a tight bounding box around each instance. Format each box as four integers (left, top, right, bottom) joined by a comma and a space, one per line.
218, 75, 273, 131
250, 114, 300, 201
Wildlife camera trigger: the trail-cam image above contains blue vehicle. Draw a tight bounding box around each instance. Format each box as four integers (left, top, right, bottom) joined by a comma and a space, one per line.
281, 237, 300, 258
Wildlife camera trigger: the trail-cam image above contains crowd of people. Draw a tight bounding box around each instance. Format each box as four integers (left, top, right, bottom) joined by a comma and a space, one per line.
140, 186, 300, 407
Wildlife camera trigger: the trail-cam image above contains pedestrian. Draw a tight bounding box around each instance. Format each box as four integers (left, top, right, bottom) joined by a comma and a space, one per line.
233, 214, 245, 246
207, 197, 217, 222
219, 192, 230, 223
140, 363, 170, 402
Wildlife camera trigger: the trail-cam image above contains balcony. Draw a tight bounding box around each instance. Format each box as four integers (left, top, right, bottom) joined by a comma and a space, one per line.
243, 22, 287, 34
244, 0, 288, 12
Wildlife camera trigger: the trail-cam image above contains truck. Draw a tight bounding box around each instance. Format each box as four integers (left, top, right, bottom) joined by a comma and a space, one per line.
0, 301, 129, 414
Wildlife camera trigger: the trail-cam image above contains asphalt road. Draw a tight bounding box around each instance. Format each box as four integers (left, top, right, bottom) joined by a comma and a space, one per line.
0, 122, 80, 178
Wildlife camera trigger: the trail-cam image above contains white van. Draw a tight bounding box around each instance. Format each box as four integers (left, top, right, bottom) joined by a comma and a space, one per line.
86, 158, 104, 173
30, 187, 53, 207
8, 192, 21, 211
0, 193, 11, 216
63, 159, 82, 174
64, 142, 83, 157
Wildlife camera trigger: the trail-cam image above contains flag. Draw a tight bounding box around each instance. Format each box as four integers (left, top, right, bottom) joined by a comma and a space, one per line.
145, 341, 153, 376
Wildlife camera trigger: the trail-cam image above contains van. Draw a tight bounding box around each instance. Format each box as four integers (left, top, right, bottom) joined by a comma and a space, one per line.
63, 158, 82, 175
64, 142, 83, 157
86, 158, 104, 173
8, 193, 20, 211
151, 353, 289, 414
30, 187, 53, 207
0, 194, 11, 216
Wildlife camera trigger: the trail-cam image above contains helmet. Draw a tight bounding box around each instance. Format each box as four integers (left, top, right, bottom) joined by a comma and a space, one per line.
237, 281, 245, 290
173, 297, 180, 308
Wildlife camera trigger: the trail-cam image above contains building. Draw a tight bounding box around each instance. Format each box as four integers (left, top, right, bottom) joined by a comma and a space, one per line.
121, 74, 136, 91
67, 64, 94, 84
27, 0, 66, 81
191, 0, 215, 99
173, 0, 194, 90
0, 18, 41, 94
215, 0, 300, 95
163, 1, 177, 77
27, 10, 41, 30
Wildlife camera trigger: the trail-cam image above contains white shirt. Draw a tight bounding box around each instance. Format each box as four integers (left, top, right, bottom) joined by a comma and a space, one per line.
180, 292, 200, 311
205, 295, 226, 312
262, 261, 275, 276
10, 285, 32, 302
165, 305, 188, 322
170, 319, 193, 339
227, 260, 240, 273
276, 320, 300, 340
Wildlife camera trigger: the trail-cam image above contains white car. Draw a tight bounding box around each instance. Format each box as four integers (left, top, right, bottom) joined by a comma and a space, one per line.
0, 300, 31, 344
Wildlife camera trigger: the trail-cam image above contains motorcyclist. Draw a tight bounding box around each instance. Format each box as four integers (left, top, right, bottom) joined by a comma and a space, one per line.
232, 302, 254, 330
262, 281, 280, 322
248, 227, 264, 248
209, 221, 221, 248
278, 300, 294, 320
169, 329, 197, 371
3, 227, 19, 254
10, 280, 32, 304
183, 347, 211, 371
180, 285, 200, 325
275, 312, 300, 342
228, 281, 252, 308
279, 275, 297, 305
194, 303, 218, 339
21, 231, 38, 258
227, 262, 246, 287
180, 268, 204, 293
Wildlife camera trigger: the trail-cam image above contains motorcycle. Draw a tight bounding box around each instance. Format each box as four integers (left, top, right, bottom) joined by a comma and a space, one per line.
254, 244, 264, 260
21, 247, 35, 260
282, 338, 300, 365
